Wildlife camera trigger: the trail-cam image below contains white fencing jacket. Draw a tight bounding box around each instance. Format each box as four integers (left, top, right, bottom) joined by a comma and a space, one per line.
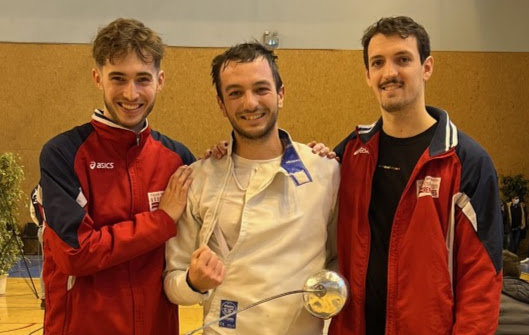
164, 130, 340, 335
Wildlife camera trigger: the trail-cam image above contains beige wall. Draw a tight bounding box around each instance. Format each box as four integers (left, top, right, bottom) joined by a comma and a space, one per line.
1, 43, 528, 225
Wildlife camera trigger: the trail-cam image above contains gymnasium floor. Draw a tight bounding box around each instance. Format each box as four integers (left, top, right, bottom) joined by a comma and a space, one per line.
2, 256, 528, 335
0, 255, 203, 335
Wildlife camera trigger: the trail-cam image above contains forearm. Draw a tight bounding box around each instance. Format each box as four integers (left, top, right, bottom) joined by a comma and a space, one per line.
164, 267, 209, 306
163, 200, 209, 305
46, 210, 176, 276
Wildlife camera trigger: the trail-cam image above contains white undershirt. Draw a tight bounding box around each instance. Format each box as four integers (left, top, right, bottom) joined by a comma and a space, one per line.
214, 153, 281, 250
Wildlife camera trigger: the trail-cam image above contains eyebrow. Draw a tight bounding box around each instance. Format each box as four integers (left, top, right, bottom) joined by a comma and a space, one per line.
107, 71, 154, 78
369, 50, 413, 61
393, 50, 413, 57
224, 80, 273, 91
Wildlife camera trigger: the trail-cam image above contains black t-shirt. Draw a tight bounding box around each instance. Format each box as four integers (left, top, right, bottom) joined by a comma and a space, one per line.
365, 124, 437, 335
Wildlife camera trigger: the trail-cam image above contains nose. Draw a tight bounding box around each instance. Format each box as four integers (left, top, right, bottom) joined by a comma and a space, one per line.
123, 81, 139, 101
242, 92, 259, 111
382, 62, 398, 80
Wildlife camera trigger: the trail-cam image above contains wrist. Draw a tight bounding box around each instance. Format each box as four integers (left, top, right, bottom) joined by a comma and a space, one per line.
186, 271, 207, 294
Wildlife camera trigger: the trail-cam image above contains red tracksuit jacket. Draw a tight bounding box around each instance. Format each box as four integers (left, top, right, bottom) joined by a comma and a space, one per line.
329, 107, 503, 335
39, 111, 195, 335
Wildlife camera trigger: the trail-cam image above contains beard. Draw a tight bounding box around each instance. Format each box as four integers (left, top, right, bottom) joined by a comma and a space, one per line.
228, 108, 278, 141
381, 99, 409, 113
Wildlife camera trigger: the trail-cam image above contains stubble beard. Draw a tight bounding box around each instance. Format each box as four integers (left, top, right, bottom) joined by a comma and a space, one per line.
230, 107, 278, 141
381, 99, 407, 113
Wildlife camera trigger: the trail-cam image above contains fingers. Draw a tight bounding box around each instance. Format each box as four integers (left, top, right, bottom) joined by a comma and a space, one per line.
201, 141, 229, 160
167, 165, 193, 192
308, 142, 337, 160
175, 165, 193, 187
158, 165, 193, 223
309, 143, 327, 156
212, 141, 228, 159
316, 145, 330, 157
188, 245, 225, 292
200, 148, 213, 160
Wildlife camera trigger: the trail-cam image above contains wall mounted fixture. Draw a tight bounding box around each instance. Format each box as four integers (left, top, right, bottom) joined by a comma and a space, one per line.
263, 31, 279, 49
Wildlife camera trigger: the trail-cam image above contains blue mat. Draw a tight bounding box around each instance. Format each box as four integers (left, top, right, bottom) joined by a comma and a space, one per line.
7, 255, 529, 279
7, 254, 42, 278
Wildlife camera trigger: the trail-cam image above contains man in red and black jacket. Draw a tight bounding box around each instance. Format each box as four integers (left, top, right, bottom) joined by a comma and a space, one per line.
38, 18, 194, 335
329, 16, 502, 335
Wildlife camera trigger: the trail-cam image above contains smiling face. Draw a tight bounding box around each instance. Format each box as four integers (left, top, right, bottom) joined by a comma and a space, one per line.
217, 57, 284, 142
365, 33, 433, 115
92, 52, 165, 132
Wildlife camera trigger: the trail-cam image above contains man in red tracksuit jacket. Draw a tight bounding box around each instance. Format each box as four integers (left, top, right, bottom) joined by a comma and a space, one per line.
329, 16, 503, 335
38, 18, 194, 334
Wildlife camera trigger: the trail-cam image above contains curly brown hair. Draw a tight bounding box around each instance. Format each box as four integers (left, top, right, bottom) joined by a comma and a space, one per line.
92, 18, 164, 69
361, 16, 430, 69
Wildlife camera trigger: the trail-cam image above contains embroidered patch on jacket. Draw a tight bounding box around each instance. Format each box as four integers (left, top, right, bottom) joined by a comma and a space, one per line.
148, 191, 164, 211
353, 147, 369, 155
219, 300, 238, 329
416, 176, 441, 198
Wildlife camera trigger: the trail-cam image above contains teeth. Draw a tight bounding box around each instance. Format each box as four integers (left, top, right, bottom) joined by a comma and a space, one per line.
120, 103, 141, 110
243, 114, 262, 120
381, 83, 402, 90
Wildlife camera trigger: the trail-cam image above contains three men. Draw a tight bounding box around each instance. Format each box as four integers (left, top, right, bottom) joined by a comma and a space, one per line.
38, 15, 503, 335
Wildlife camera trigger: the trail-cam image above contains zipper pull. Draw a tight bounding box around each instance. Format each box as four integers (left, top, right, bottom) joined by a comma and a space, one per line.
136, 134, 140, 146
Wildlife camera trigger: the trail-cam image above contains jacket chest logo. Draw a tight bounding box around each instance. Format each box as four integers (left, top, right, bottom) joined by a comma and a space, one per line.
416, 176, 441, 198
353, 147, 369, 156
89, 161, 115, 170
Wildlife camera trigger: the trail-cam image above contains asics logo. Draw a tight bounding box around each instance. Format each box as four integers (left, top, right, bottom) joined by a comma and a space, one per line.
89, 161, 114, 169
353, 147, 369, 155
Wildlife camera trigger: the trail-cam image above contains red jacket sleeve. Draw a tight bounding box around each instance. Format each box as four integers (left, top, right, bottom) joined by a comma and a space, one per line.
452, 143, 503, 334
39, 126, 177, 277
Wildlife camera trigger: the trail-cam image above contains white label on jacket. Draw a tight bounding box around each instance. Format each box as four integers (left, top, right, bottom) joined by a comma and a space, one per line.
148, 191, 164, 211
76, 189, 87, 208
219, 300, 238, 329
416, 176, 441, 198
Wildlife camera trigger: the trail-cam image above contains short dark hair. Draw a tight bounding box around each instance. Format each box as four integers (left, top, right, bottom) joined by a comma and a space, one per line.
361, 16, 430, 69
502, 249, 521, 278
92, 18, 164, 69
211, 42, 283, 102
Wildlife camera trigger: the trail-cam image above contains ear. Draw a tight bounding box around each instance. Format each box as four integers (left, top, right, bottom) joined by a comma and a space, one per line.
92, 68, 103, 90
365, 68, 372, 87
157, 70, 165, 91
422, 56, 434, 81
216, 96, 227, 118
277, 86, 285, 108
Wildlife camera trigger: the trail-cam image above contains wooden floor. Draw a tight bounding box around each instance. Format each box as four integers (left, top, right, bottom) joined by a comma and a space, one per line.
3, 274, 528, 334
0, 278, 203, 335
